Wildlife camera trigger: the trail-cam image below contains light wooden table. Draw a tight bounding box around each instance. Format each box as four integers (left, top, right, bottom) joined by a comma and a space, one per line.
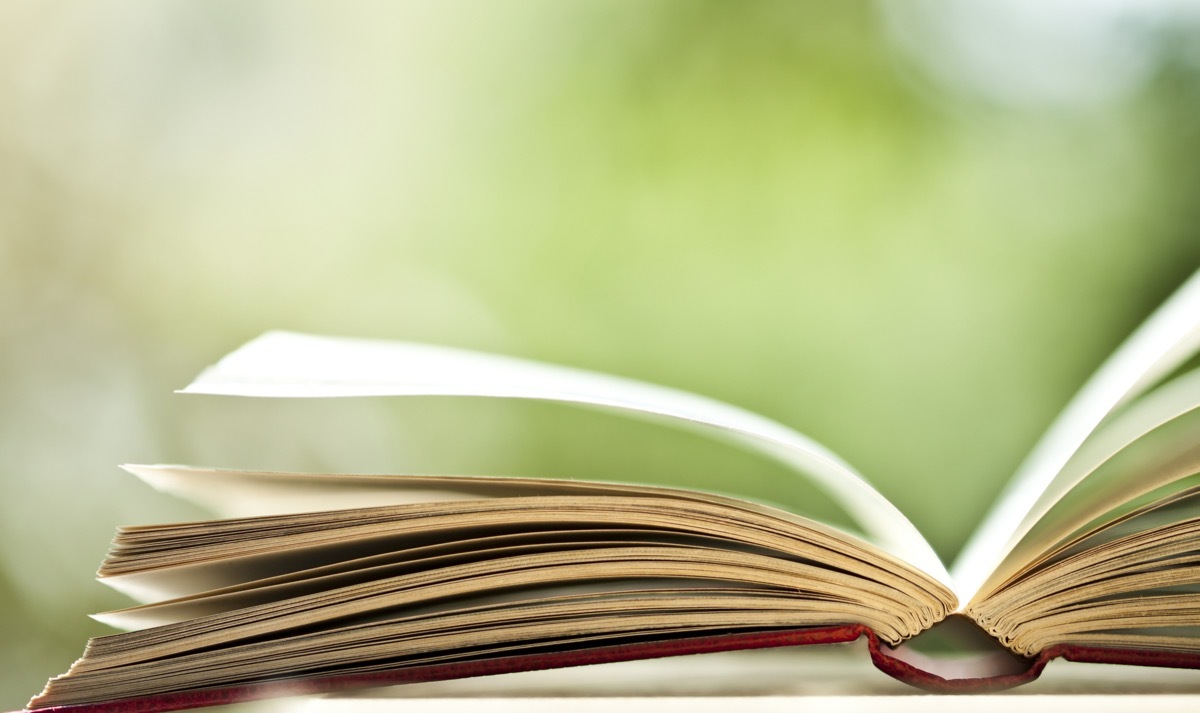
206, 641, 1200, 713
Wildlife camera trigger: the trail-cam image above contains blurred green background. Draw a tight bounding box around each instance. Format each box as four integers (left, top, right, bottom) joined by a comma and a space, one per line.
3, 0, 1200, 707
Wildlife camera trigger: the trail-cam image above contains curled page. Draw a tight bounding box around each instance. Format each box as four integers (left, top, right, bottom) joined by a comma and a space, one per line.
973, 366, 1200, 600
182, 331, 949, 585
954, 269, 1200, 605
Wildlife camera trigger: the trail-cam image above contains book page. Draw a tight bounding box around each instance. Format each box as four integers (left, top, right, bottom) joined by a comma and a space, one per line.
181, 331, 948, 585
972, 481, 1200, 623
969, 367, 1200, 602
121, 464, 909, 559
953, 269, 1200, 603
104, 471, 952, 612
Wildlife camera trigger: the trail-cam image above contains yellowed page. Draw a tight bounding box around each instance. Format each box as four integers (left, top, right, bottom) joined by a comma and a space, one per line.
970, 369, 1200, 603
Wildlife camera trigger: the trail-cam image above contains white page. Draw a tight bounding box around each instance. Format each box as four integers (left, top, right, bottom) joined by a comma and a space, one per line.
181, 331, 949, 585
973, 367, 1200, 601
954, 269, 1200, 604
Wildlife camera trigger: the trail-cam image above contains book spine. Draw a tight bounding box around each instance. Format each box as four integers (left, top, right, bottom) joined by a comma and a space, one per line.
868, 634, 1200, 692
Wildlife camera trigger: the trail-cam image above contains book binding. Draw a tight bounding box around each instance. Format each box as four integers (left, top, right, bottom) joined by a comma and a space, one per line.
28, 624, 1200, 713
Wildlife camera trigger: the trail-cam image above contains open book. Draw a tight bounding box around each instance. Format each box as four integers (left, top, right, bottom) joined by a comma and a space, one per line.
27, 270, 1200, 711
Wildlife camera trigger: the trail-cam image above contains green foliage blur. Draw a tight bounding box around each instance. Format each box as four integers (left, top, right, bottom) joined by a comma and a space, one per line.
2, 1, 1199, 707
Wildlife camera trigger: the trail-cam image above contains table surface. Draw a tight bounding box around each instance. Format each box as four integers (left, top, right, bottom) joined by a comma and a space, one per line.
199, 641, 1200, 713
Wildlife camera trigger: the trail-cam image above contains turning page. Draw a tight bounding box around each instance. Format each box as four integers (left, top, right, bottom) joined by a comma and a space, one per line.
954, 269, 1200, 604
182, 331, 949, 585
